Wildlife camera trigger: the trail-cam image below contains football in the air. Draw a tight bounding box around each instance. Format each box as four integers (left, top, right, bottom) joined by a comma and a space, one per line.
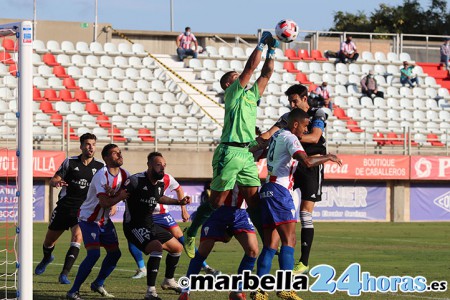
275, 19, 299, 43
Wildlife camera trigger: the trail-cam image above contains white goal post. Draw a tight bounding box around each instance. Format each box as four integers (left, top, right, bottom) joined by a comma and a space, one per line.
0, 21, 33, 299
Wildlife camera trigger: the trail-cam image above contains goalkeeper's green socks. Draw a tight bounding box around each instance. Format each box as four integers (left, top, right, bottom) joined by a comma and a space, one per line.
186, 202, 216, 237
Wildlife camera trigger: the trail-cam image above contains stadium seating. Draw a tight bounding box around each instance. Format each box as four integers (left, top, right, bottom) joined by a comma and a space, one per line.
2, 38, 17, 51
1, 37, 448, 150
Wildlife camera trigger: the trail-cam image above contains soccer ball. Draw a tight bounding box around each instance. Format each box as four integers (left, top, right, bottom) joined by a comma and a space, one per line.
275, 19, 299, 43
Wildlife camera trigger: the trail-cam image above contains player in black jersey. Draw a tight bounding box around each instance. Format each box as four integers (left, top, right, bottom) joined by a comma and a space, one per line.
260, 84, 338, 275
123, 152, 191, 300
35, 133, 105, 285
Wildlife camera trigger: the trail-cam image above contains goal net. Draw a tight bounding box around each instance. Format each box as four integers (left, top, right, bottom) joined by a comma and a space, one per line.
0, 21, 33, 300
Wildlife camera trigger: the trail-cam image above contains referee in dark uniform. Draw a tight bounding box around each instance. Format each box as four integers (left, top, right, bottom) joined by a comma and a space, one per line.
35, 133, 104, 284
123, 152, 191, 300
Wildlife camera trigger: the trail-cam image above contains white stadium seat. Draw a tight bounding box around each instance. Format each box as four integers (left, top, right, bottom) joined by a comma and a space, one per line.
76, 41, 91, 55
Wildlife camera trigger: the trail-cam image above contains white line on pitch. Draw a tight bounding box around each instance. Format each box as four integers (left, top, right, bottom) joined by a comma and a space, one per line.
388, 292, 450, 300
317, 235, 449, 246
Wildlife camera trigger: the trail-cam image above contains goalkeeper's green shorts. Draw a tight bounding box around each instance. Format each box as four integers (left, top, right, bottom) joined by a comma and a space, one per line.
210, 143, 261, 192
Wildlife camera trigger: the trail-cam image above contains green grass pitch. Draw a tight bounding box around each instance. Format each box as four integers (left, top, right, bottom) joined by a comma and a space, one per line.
22, 222, 450, 299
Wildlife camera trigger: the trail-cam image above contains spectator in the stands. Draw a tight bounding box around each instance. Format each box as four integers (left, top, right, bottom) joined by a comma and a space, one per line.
400, 61, 419, 88
313, 82, 333, 110
361, 70, 384, 98
338, 35, 359, 64
176, 26, 199, 62
440, 38, 450, 70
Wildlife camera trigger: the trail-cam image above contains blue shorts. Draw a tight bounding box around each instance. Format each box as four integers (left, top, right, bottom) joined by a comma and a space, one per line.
201, 206, 255, 242
260, 182, 297, 229
152, 213, 178, 230
79, 220, 119, 249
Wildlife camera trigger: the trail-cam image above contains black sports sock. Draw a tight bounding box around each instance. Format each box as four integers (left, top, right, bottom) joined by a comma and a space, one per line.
61, 245, 80, 275
165, 253, 181, 279
43, 245, 55, 261
246, 206, 263, 242
300, 227, 314, 266
147, 253, 162, 287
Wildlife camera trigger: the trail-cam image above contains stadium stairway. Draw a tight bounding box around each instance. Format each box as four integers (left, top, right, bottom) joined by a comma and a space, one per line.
418, 63, 450, 89
156, 55, 225, 124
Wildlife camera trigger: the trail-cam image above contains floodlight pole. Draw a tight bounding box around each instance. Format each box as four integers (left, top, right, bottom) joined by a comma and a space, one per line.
170, 0, 174, 32
94, 0, 98, 42
33, 0, 37, 40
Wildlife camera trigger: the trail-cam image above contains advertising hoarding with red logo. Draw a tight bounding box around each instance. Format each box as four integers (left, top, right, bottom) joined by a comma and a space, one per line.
323, 154, 409, 179
410, 156, 450, 180
0, 150, 66, 177
257, 154, 410, 180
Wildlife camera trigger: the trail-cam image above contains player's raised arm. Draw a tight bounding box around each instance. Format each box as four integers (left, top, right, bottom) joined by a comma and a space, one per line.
294, 151, 342, 168
159, 195, 191, 205
256, 37, 279, 96
98, 189, 129, 208
174, 186, 190, 221
237, 31, 273, 89
50, 158, 69, 187
50, 174, 68, 188
301, 108, 326, 144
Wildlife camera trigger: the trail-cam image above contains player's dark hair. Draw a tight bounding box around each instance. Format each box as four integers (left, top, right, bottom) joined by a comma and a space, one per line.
79, 133, 97, 145
101, 143, 118, 159
284, 84, 308, 99
185, 26, 190, 31
220, 71, 236, 90
287, 108, 309, 127
147, 151, 163, 163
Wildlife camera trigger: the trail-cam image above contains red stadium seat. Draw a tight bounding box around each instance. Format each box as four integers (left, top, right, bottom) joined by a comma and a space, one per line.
59, 89, 75, 102
43, 89, 61, 101
50, 113, 63, 127
0, 52, 13, 64
43, 53, 59, 66
74, 90, 90, 102
85, 102, 102, 115
283, 61, 299, 73
386, 132, 403, 145
138, 128, 155, 142
96, 115, 111, 128
33, 88, 45, 101
295, 72, 312, 84
333, 107, 350, 120
9, 64, 17, 76
108, 127, 127, 142
53, 66, 69, 78
298, 49, 313, 61
347, 119, 364, 132
39, 101, 56, 114
284, 49, 300, 60
398, 134, 418, 146
311, 50, 327, 61
427, 134, 444, 146
64, 127, 78, 141
308, 83, 318, 92
373, 132, 385, 146
2, 38, 17, 51
63, 77, 80, 90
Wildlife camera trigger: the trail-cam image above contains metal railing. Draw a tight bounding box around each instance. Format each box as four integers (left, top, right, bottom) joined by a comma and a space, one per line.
1, 117, 448, 156
325, 124, 449, 156
253, 28, 450, 63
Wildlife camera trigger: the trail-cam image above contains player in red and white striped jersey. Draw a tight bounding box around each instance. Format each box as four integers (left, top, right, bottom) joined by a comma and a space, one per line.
67, 144, 129, 300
